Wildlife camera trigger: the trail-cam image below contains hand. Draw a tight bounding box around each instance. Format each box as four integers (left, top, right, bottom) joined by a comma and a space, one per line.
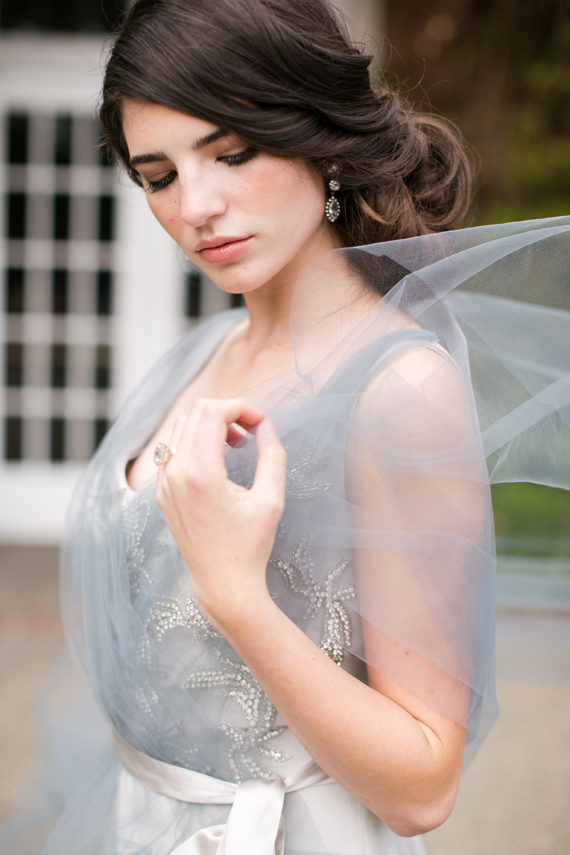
155, 398, 287, 630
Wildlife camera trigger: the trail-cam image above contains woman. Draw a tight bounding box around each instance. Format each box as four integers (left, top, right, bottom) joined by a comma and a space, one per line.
12, 1, 570, 853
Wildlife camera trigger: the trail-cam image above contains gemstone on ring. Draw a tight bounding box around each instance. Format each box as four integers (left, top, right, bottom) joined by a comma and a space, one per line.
154, 443, 176, 465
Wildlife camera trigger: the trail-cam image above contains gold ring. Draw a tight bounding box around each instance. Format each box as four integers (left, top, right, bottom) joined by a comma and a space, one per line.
153, 443, 177, 466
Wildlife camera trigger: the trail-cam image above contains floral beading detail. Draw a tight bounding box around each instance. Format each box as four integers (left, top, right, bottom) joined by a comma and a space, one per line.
284, 436, 330, 500
148, 593, 288, 782
272, 537, 356, 666
186, 649, 290, 782
148, 593, 222, 644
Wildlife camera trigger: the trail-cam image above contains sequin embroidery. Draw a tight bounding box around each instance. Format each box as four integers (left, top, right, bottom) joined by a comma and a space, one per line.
147, 593, 288, 782
272, 536, 356, 666
186, 649, 290, 782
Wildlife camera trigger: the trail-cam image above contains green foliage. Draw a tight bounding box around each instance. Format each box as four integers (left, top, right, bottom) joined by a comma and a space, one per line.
492, 483, 570, 555
384, 0, 570, 225
384, 3, 570, 553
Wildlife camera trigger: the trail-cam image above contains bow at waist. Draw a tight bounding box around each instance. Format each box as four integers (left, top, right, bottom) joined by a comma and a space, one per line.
113, 732, 334, 855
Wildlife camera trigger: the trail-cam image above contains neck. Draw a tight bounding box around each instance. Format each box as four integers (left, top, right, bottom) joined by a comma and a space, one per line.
241, 277, 295, 350
240, 225, 342, 351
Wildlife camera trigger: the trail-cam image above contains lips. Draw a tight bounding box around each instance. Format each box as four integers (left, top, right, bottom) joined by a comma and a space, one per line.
196, 236, 253, 264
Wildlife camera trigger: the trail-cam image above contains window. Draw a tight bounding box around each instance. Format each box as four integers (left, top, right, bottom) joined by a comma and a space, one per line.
98, 195, 115, 242
53, 194, 71, 241
1, 111, 116, 462
183, 268, 242, 322
50, 417, 65, 462
230, 293, 245, 309
185, 271, 202, 319
50, 344, 67, 389
96, 270, 113, 316
6, 193, 26, 239
6, 269, 25, 313
5, 343, 24, 387
4, 416, 22, 461
95, 345, 111, 390
52, 270, 68, 315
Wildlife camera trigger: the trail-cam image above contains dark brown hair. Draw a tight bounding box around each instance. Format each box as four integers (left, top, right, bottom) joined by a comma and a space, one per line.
100, 0, 472, 246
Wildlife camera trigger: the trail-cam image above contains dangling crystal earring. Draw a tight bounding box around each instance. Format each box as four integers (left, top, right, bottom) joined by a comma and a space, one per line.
325, 173, 341, 223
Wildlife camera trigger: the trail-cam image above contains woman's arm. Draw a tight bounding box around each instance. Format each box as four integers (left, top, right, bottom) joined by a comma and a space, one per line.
156, 372, 473, 836
204, 581, 465, 837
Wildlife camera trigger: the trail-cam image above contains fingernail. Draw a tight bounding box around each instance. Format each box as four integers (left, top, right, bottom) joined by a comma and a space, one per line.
261, 419, 277, 443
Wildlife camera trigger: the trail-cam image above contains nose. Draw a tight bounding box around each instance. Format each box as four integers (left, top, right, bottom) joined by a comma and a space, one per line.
178, 169, 226, 228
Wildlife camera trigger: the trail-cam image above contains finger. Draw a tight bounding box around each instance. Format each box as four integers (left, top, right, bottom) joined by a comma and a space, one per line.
169, 416, 188, 451
156, 416, 187, 488
190, 398, 265, 474
184, 398, 264, 450
252, 419, 287, 512
212, 397, 265, 430
160, 398, 227, 477
226, 422, 248, 446
160, 407, 203, 471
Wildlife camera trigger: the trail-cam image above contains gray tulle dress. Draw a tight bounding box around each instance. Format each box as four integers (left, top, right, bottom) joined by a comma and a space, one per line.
3, 218, 570, 855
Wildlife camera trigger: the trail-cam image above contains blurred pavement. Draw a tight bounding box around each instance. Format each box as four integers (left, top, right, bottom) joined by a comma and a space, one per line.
0, 546, 63, 827
1, 547, 569, 853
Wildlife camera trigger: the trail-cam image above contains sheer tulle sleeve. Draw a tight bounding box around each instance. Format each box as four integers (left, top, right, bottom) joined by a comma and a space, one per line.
346, 342, 494, 755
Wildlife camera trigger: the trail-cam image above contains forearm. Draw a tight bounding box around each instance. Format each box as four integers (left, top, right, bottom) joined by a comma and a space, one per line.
204, 589, 464, 837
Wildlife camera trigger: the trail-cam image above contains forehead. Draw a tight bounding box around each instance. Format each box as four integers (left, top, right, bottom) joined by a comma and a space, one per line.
121, 98, 219, 156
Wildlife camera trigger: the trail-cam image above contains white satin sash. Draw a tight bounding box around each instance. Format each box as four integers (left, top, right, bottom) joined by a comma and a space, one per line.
113, 733, 335, 855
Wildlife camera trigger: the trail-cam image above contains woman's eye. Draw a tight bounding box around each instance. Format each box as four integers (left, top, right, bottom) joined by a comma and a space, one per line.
145, 171, 177, 194
218, 147, 258, 167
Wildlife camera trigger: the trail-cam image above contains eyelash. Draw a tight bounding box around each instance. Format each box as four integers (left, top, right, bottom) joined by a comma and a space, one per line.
145, 173, 176, 194
145, 147, 258, 194
221, 147, 257, 167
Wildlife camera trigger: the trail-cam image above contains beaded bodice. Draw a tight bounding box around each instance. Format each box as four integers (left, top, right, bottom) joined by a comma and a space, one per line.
113, 422, 360, 783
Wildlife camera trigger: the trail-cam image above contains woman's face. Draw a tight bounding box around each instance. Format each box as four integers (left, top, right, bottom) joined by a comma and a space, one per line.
122, 99, 339, 296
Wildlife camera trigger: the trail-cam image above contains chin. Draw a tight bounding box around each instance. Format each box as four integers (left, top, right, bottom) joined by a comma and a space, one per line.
206, 268, 274, 297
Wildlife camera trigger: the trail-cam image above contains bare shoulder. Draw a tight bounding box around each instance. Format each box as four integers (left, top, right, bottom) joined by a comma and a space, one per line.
353, 339, 477, 450
361, 341, 462, 400
384, 343, 449, 384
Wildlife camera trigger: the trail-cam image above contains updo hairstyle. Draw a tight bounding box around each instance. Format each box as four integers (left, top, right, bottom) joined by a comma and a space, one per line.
100, 0, 473, 246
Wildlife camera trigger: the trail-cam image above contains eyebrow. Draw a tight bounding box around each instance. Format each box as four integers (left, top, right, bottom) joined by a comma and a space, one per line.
129, 129, 228, 168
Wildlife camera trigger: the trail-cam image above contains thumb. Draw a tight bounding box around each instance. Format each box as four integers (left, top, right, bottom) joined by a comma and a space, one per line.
252, 419, 287, 510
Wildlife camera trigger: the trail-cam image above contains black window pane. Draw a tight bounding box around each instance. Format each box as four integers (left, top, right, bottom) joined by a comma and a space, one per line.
95, 345, 111, 389
54, 115, 73, 165
51, 344, 67, 388
230, 293, 244, 309
97, 195, 115, 242
94, 418, 109, 451
2, 0, 53, 30
185, 272, 202, 318
5, 343, 24, 387
52, 269, 68, 314
53, 194, 70, 240
8, 114, 29, 164
6, 193, 26, 239
4, 417, 22, 461
1, 0, 124, 32
6, 269, 25, 313
96, 270, 113, 315
50, 418, 65, 462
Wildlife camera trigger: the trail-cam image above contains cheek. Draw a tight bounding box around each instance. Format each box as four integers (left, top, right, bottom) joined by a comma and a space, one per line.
148, 195, 181, 229
240, 165, 285, 210
245, 161, 324, 233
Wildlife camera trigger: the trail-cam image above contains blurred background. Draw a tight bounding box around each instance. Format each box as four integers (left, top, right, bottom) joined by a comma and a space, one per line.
0, 1, 569, 853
